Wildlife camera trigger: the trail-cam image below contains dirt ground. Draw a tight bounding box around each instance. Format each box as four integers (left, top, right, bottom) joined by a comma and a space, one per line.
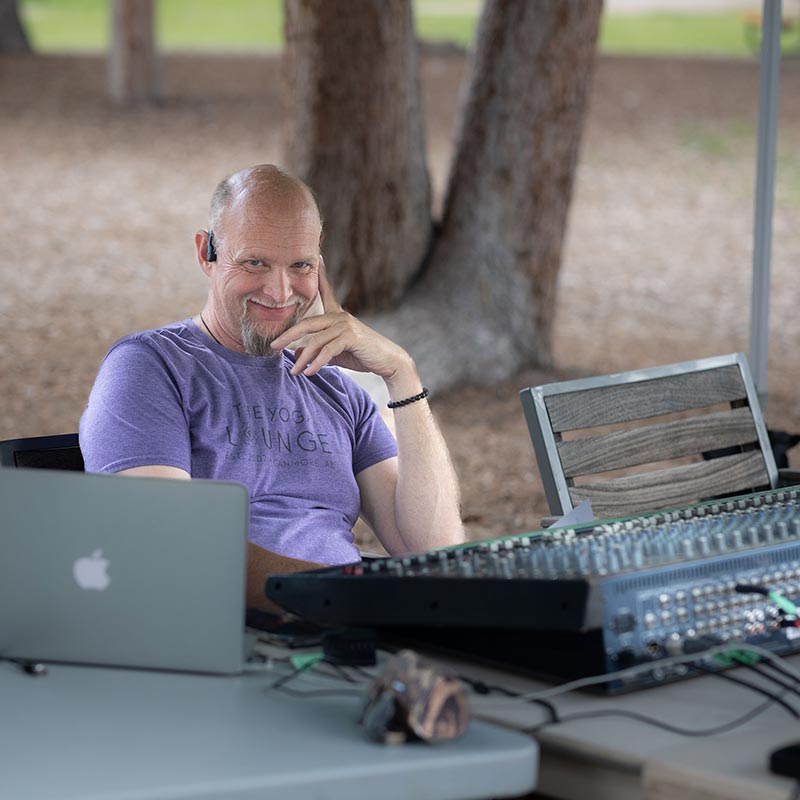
1, 50, 799, 547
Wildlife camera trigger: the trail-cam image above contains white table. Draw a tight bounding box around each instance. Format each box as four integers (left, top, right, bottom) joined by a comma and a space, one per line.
453, 653, 800, 800
1, 659, 538, 800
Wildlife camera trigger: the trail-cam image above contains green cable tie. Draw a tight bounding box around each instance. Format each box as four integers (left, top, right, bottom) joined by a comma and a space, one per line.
769, 591, 800, 617
712, 649, 760, 667
290, 652, 324, 671
730, 650, 760, 665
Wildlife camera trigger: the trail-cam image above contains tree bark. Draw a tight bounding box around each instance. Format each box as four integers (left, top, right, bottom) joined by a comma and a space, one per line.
370, 1, 603, 391
284, 0, 603, 393
283, 0, 431, 311
108, 0, 160, 106
0, 0, 31, 53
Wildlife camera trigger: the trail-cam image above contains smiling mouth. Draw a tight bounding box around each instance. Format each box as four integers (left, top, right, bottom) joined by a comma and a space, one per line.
248, 300, 298, 318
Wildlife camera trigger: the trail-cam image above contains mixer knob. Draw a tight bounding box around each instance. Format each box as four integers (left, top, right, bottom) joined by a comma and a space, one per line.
644, 612, 657, 629
676, 590, 687, 604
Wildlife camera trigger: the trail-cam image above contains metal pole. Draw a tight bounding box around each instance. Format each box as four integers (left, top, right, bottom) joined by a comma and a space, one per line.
748, 0, 782, 409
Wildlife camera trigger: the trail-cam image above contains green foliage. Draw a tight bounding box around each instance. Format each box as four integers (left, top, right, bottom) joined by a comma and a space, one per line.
21, 0, 285, 52
776, 153, 800, 207
22, 0, 111, 51
599, 13, 756, 58
680, 122, 746, 159
15, 1, 788, 58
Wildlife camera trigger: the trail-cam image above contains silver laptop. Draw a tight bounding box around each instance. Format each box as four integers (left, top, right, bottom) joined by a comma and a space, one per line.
0, 468, 251, 674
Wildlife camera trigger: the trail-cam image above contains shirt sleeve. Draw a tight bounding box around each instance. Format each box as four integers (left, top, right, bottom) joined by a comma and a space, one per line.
79, 339, 192, 474
348, 380, 398, 475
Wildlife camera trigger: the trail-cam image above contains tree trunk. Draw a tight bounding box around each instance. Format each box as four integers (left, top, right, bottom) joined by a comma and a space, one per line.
283, 0, 431, 311
108, 0, 160, 106
0, 0, 31, 53
284, 0, 603, 393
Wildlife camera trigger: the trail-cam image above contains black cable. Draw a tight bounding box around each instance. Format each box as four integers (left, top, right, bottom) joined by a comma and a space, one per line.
323, 661, 362, 684
736, 583, 769, 596
695, 665, 800, 719
0, 657, 48, 676
351, 665, 378, 680
751, 655, 800, 689
736, 660, 800, 702
459, 673, 559, 723
264, 662, 318, 693
526, 698, 780, 738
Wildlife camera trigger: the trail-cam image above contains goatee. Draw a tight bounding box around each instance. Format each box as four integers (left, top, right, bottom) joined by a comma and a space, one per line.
240, 302, 306, 357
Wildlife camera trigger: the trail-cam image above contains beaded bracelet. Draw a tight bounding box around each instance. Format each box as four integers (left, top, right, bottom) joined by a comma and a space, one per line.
387, 387, 429, 409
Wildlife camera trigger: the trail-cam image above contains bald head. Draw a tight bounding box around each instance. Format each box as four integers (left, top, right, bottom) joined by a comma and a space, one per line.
209, 164, 322, 240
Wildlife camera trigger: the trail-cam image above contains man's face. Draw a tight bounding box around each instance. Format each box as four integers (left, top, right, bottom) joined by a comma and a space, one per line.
209, 194, 321, 356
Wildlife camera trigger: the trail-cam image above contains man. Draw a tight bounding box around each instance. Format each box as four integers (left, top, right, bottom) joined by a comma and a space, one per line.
80, 164, 464, 608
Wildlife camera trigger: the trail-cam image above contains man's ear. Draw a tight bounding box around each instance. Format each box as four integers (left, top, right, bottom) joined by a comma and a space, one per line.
195, 230, 214, 275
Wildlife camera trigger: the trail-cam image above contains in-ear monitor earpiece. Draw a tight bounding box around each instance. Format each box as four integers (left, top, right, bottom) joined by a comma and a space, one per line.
207, 230, 217, 262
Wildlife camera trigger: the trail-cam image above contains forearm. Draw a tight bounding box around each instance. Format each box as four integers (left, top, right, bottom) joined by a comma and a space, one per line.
246, 541, 326, 611
386, 366, 465, 552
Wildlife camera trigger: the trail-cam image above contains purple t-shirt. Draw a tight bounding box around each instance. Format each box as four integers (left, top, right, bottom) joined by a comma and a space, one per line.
79, 319, 397, 564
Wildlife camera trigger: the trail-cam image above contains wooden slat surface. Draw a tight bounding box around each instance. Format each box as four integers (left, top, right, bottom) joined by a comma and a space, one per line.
557, 407, 758, 477
569, 451, 769, 520
545, 365, 746, 432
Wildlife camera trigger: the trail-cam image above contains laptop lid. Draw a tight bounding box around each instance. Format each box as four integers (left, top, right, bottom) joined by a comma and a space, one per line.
0, 468, 250, 675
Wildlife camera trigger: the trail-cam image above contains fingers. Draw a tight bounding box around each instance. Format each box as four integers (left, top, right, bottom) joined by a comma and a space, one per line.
317, 255, 341, 314
288, 326, 351, 377
270, 311, 341, 352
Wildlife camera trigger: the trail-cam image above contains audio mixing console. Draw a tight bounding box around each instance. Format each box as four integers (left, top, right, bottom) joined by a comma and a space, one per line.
266, 487, 800, 692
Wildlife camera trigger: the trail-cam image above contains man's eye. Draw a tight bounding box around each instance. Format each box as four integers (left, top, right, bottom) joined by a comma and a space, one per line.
244, 260, 265, 269
292, 262, 312, 272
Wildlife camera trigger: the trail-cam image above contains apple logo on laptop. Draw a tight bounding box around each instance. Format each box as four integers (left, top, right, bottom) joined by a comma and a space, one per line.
73, 549, 111, 591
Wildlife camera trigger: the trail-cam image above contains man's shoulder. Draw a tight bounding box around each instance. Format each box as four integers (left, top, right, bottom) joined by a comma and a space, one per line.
101, 320, 211, 377
112, 319, 195, 349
